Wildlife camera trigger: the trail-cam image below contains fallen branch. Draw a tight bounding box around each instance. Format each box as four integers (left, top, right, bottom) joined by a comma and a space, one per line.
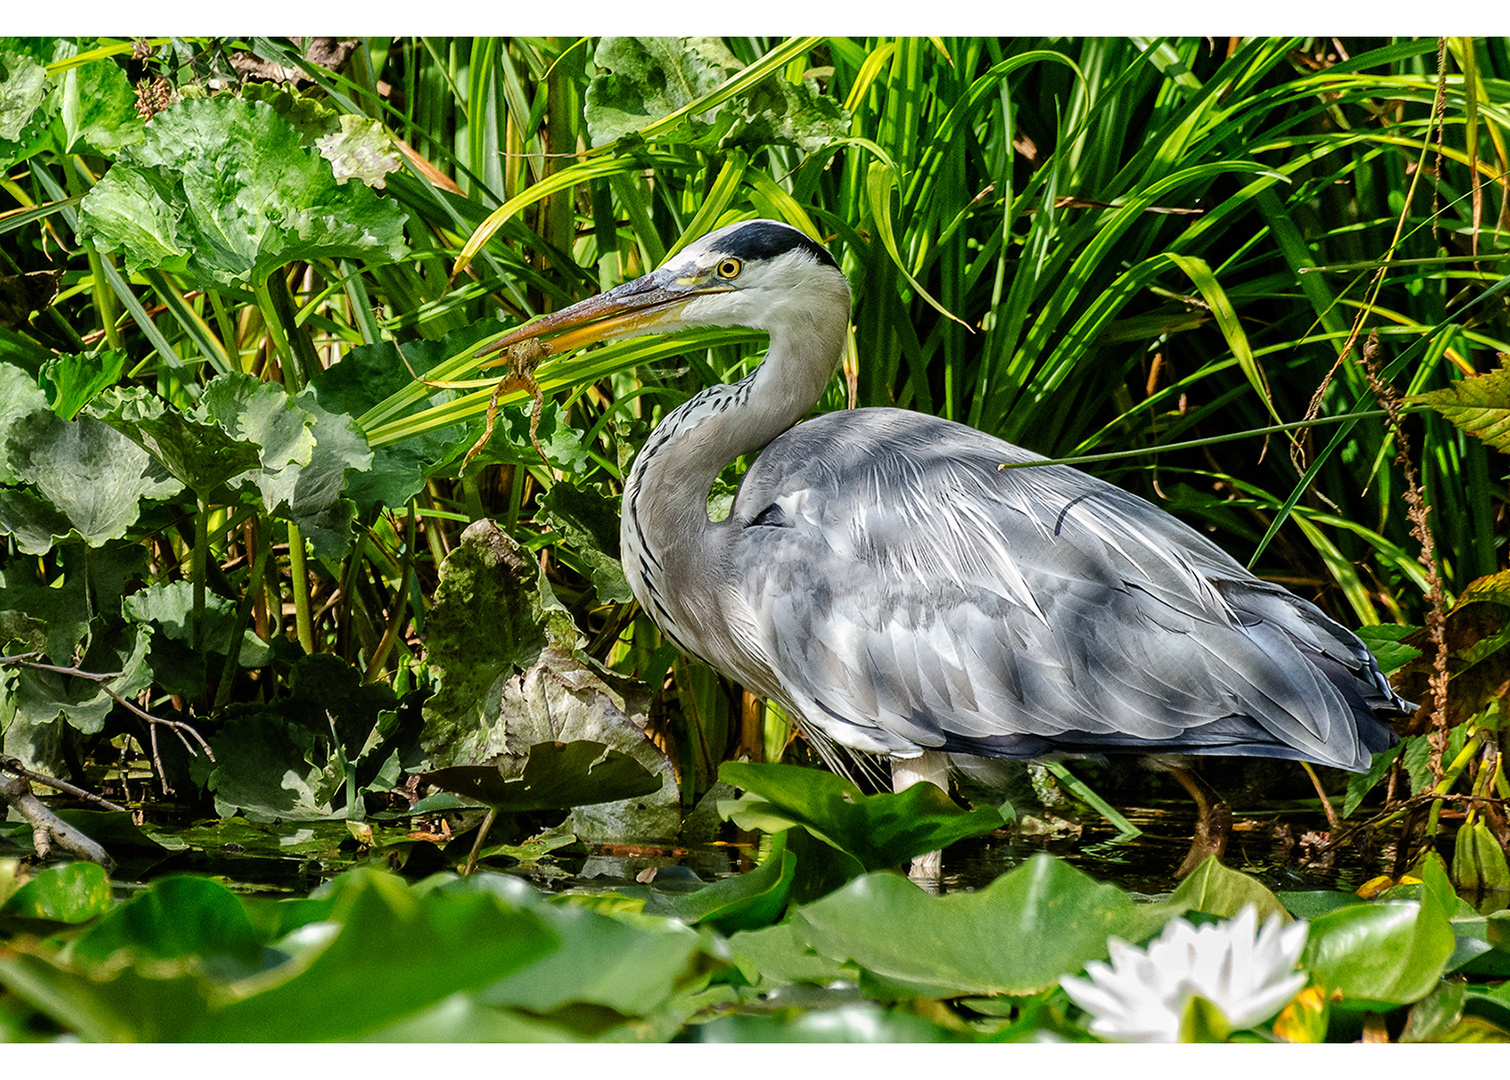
0, 758, 115, 870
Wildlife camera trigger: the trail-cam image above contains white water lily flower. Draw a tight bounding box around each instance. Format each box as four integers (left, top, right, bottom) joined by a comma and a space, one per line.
1060, 905, 1309, 1042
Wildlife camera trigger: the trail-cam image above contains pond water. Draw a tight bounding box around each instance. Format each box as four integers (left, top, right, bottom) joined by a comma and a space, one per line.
93, 792, 1433, 906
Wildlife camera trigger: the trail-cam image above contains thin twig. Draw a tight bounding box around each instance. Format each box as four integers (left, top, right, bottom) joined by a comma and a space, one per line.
2, 654, 215, 762
0, 756, 127, 813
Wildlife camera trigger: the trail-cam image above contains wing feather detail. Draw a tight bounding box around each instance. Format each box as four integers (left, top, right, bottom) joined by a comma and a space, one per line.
715, 408, 1402, 769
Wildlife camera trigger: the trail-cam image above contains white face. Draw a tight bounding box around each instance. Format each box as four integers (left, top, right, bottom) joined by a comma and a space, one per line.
666, 224, 849, 334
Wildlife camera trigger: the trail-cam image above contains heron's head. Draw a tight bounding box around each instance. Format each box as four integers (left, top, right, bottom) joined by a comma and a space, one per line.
474, 219, 851, 365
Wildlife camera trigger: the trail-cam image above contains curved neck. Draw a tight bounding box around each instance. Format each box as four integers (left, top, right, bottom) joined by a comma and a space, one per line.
621, 299, 848, 627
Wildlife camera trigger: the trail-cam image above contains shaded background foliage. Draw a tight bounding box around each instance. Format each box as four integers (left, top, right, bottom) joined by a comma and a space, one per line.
0, 34, 1508, 1041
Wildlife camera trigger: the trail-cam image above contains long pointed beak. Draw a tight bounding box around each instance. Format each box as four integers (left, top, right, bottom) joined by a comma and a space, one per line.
472, 268, 729, 368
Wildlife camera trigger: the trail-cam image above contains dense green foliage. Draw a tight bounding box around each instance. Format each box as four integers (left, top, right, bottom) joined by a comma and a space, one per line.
1, 35, 1508, 1041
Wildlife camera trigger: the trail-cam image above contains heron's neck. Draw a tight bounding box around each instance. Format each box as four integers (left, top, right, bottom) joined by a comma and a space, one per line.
622, 312, 846, 595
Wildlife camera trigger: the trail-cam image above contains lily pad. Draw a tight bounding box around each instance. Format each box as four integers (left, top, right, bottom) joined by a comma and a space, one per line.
645, 831, 796, 934
1302, 855, 1457, 1008
1168, 857, 1290, 923
790, 853, 1176, 999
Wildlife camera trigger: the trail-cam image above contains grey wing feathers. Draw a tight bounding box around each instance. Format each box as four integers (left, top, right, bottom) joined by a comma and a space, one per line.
726, 409, 1403, 771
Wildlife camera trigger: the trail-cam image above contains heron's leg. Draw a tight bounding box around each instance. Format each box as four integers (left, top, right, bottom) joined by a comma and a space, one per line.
1167, 764, 1231, 878
892, 751, 950, 884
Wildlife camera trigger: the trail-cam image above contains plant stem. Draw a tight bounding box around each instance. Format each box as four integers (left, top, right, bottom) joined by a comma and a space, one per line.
193, 493, 210, 659
287, 521, 316, 654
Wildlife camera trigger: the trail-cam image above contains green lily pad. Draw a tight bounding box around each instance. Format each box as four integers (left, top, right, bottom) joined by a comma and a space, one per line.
0, 861, 112, 924
1302, 855, 1457, 1008
1168, 857, 1290, 922
65, 875, 264, 976
646, 831, 796, 934
718, 761, 1004, 871
791, 853, 1176, 999
692, 1001, 970, 1042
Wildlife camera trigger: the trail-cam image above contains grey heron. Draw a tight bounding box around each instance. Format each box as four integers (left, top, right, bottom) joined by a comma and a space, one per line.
475, 219, 1407, 876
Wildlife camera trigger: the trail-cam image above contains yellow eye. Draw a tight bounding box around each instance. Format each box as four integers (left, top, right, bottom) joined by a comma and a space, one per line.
716, 257, 742, 279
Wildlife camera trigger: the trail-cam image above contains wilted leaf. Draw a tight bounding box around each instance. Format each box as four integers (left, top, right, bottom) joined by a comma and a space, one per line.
421, 740, 660, 814
419, 521, 566, 756
78, 96, 409, 292
1407, 355, 1510, 454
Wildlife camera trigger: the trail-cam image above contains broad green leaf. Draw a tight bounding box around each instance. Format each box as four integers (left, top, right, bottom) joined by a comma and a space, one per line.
1302, 855, 1456, 1007
309, 325, 481, 512
0, 43, 50, 158
194, 869, 556, 1041
1355, 623, 1423, 676
0, 361, 48, 483
39, 350, 126, 420
1406, 355, 1510, 454
123, 578, 274, 672
241, 82, 401, 188
791, 854, 1175, 998
586, 37, 742, 147
726, 916, 857, 988
197, 373, 316, 479
257, 391, 371, 558
718, 761, 1004, 871
0, 860, 111, 924
64, 876, 263, 975
421, 740, 660, 814
461, 884, 725, 1028
53, 50, 143, 158
77, 96, 409, 292
1, 409, 181, 550
194, 655, 403, 820
0, 570, 90, 664
6, 621, 152, 735
88, 385, 263, 498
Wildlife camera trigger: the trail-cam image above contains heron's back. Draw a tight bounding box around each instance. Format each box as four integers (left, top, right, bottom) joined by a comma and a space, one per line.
712, 408, 1404, 770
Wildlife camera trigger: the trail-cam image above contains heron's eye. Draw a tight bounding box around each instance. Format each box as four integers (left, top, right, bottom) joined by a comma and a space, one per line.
716, 257, 742, 279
